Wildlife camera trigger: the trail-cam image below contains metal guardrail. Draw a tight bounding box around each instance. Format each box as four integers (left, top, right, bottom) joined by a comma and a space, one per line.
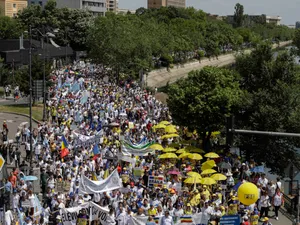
283, 193, 298, 217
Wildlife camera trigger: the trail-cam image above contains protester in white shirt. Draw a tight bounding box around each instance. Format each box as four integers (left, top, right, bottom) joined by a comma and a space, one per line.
160, 210, 174, 225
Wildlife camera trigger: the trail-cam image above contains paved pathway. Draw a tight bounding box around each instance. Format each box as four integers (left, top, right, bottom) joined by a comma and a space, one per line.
147, 41, 292, 88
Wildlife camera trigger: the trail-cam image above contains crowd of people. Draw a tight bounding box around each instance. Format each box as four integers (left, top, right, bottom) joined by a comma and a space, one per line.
1, 62, 285, 225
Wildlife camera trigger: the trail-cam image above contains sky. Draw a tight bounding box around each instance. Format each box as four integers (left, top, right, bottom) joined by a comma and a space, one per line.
118, 0, 298, 25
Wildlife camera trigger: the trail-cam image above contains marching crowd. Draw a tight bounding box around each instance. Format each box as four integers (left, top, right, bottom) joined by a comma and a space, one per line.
1, 63, 285, 225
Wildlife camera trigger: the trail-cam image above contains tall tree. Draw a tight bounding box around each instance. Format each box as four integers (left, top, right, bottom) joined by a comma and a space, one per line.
293, 28, 300, 55
0, 16, 22, 39
234, 42, 300, 175
233, 3, 244, 27
167, 66, 242, 149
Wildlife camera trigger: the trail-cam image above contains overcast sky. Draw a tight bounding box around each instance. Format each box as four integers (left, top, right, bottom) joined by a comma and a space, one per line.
118, 0, 298, 25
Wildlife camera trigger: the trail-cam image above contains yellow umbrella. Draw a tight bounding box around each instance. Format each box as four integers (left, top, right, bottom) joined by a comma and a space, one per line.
204, 152, 220, 158
178, 152, 191, 158
201, 177, 217, 185
187, 171, 202, 178
188, 153, 203, 160
169, 143, 180, 148
184, 176, 202, 184
176, 148, 187, 154
149, 144, 164, 151
159, 121, 171, 125
165, 125, 177, 134
163, 147, 177, 152
159, 153, 178, 159
202, 160, 216, 169
212, 131, 221, 136
201, 169, 217, 175
153, 124, 166, 129
210, 173, 227, 181
190, 148, 205, 154
162, 134, 179, 139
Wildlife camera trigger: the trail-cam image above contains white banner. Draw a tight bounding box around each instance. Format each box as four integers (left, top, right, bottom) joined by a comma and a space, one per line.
60, 203, 89, 225
60, 202, 109, 225
79, 169, 123, 194
122, 144, 154, 156
89, 202, 110, 224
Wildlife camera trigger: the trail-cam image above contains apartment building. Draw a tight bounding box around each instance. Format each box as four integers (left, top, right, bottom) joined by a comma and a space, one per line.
106, 0, 118, 12
0, 0, 27, 17
148, 0, 185, 9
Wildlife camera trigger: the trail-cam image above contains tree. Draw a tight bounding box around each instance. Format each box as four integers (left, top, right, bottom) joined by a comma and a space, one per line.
234, 43, 300, 175
0, 16, 22, 39
167, 66, 242, 149
293, 29, 300, 55
11, 56, 51, 95
17, 0, 93, 50
233, 3, 244, 27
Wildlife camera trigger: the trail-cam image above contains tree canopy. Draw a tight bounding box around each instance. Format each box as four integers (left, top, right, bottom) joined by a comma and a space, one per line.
17, 0, 93, 50
234, 43, 300, 174
167, 66, 242, 148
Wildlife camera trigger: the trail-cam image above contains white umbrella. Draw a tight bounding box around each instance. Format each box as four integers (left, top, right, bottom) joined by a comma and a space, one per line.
19, 122, 28, 127
119, 113, 127, 117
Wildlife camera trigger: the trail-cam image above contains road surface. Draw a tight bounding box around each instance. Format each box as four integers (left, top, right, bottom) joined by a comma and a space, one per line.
147, 41, 292, 88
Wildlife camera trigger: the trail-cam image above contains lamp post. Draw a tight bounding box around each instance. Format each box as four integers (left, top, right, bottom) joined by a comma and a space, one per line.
33, 28, 58, 121
29, 25, 33, 167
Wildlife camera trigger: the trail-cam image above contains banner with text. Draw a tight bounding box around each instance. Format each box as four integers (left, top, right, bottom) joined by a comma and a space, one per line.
79, 169, 123, 194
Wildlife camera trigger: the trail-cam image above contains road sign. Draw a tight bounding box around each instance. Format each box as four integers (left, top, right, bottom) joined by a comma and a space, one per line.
220, 215, 240, 225
0, 155, 5, 172
33, 80, 43, 98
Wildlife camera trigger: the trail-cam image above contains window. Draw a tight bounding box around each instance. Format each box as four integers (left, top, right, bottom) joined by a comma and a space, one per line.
39, 1, 43, 6
13, 3, 16, 8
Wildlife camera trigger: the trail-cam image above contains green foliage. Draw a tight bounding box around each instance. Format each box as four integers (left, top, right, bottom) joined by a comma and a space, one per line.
234, 43, 300, 174
17, 0, 93, 50
167, 66, 242, 148
0, 16, 22, 39
233, 3, 244, 28
12, 56, 52, 95
293, 29, 300, 55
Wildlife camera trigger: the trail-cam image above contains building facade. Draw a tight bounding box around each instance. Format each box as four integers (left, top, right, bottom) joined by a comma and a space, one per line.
166, 0, 185, 8
27, 0, 48, 7
56, 0, 106, 16
296, 21, 300, 29
148, 0, 185, 8
106, 0, 118, 12
0, 0, 27, 17
148, 0, 166, 9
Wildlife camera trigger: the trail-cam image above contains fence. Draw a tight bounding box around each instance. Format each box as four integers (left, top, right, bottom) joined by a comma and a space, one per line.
282, 193, 298, 221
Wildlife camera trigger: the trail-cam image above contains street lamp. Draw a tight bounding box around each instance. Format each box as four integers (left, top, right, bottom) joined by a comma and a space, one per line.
29, 25, 33, 167
32, 27, 59, 122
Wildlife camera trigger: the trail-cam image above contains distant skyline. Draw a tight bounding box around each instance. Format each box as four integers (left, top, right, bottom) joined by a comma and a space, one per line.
118, 0, 298, 25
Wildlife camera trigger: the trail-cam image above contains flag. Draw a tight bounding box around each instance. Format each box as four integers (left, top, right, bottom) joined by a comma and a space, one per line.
61, 136, 69, 158
103, 169, 109, 179
96, 121, 102, 132
93, 144, 100, 155
92, 172, 98, 181
180, 216, 193, 224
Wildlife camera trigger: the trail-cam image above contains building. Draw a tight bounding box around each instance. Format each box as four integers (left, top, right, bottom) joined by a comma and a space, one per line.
106, 0, 118, 12
227, 14, 282, 26
0, 0, 27, 17
265, 15, 281, 25
287, 25, 295, 29
296, 21, 300, 29
148, 0, 185, 9
56, 0, 106, 16
0, 38, 73, 66
27, 0, 48, 7
166, 0, 185, 8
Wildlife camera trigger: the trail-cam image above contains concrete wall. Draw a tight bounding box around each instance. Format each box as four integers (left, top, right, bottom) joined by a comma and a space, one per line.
146, 41, 292, 88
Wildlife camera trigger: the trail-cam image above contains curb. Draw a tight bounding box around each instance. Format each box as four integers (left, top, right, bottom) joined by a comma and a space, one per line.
0, 111, 41, 124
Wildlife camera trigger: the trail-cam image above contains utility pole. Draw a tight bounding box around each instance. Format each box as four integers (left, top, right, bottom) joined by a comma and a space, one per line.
42, 31, 46, 121
29, 25, 33, 167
